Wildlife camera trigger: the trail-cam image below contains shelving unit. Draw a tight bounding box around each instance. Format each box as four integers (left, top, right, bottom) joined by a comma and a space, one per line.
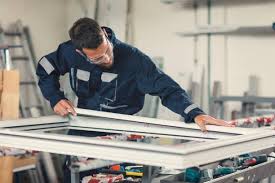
212, 96, 275, 118
161, 0, 275, 7
177, 24, 275, 37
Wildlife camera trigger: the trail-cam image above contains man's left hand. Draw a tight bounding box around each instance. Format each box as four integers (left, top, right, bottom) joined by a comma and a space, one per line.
194, 114, 235, 132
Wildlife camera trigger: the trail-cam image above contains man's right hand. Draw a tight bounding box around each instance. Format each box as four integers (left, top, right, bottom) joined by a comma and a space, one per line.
53, 99, 77, 117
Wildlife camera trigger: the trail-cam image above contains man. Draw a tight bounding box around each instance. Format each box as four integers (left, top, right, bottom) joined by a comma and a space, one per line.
36, 17, 233, 182
36, 17, 232, 132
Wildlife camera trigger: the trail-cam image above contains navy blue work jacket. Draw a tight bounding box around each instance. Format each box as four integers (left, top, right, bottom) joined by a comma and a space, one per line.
36, 27, 205, 122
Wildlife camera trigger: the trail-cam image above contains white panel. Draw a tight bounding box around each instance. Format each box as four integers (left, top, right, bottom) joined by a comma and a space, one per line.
0, 0, 67, 59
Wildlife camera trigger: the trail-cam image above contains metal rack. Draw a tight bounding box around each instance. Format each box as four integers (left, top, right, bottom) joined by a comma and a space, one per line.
212, 96, 275, 119
172, 0, 275, 113
177, 24, 275, 37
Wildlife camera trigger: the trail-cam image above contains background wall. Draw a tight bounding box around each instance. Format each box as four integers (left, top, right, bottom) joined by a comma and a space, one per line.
132, 0, 275, 120
1, 0, 274, 120
66, 0, 128, 41
0, 0, 67, 60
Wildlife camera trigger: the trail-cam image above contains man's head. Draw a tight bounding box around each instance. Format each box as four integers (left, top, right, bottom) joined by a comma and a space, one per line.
69, 18, 114, 68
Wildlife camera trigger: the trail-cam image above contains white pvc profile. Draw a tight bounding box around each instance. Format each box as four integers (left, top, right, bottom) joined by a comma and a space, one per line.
0, 115, 68, 128
0, 128, 274, 169
73, 108, 258, 135
71, 116, 234, 140
68, 126, 214, 142
0, 108, 274, 169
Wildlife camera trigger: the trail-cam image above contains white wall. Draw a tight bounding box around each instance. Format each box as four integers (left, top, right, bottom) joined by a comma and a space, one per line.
96, 0, 127, 41
1, 0, 274, 120
66, 0, 96, 33
0, 0, 127, 59
226, 3, 275, 96
132, 0, 275, 120
0, 0, 67, 60
66, 0, 127, 41
209, 1, 275, 119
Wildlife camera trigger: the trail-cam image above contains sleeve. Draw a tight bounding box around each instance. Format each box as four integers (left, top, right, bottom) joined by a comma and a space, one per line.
135, 50, 205, 123
36, 44, 70, 108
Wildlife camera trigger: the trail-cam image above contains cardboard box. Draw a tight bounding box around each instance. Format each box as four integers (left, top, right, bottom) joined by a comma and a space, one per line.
0, 70, 19, 120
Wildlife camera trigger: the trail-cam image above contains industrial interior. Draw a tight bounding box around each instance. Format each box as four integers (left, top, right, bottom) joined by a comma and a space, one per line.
0, 0, 275, 183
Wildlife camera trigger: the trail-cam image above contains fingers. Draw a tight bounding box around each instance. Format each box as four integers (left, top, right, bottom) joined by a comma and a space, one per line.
194, 114, 235, 133
54, 108, 66, 116
61, 100, 77, 116
206, 117, 235, 127
207, 117, 227, 126
194, 115, 208, 132
54, 104, 67, 116
195, 121, 207, 133
53, 100, 76, 117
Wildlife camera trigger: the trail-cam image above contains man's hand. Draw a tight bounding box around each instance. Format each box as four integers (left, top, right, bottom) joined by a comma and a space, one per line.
194, 114, 235, 132
53, 99, 77, 117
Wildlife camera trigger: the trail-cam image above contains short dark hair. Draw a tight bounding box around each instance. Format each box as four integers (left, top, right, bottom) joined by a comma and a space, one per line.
69, 17, 103, 49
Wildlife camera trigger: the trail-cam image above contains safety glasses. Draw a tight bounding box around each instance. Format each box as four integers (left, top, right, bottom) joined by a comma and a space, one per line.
77, 34, 113, 65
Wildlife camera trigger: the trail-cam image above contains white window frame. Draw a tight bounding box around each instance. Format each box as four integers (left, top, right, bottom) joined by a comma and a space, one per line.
0, 108, 274, 169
